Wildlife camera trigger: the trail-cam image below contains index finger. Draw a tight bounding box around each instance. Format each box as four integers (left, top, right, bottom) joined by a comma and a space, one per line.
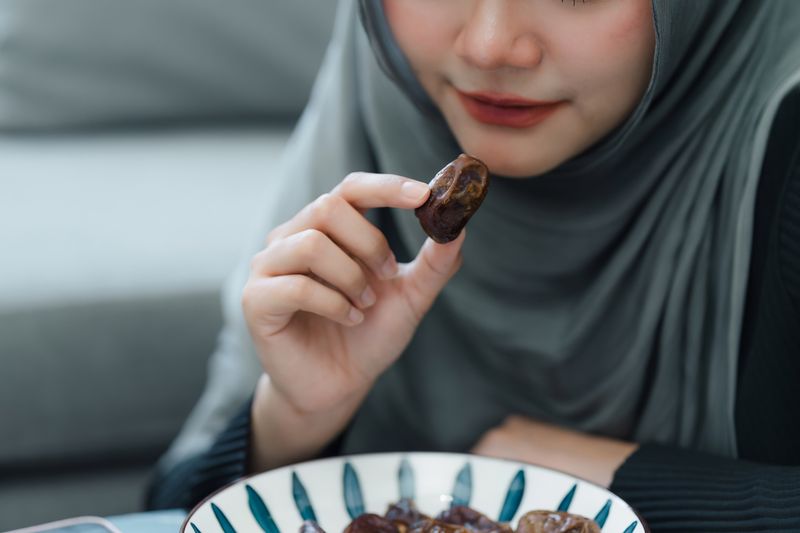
332, 172, 430, 214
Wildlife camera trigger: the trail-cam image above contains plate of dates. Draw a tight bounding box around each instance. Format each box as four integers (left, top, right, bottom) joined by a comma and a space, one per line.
183, 452, 648, 533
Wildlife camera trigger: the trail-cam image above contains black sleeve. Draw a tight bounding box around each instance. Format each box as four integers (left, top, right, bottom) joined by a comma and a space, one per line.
610, 444, 800, 532
145, 399, 253, 511
145, 397, 348, 511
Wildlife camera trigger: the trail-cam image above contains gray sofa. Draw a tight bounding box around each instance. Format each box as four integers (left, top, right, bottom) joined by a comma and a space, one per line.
0, 1, 337, 529
0, 126, 291, 529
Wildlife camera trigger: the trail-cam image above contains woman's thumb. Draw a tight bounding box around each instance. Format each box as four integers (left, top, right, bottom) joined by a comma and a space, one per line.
403, 229, 466, 315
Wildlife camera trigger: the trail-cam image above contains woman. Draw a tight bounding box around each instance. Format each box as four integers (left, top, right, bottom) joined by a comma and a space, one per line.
149, 0, 800, 529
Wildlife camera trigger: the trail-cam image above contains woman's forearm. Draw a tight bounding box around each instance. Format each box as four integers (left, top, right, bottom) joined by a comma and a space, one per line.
249, 374, 367, 473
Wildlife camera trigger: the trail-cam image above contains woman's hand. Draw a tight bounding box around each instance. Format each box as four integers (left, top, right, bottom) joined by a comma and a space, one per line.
471, 416, 639, 487
244, 172, 466, 470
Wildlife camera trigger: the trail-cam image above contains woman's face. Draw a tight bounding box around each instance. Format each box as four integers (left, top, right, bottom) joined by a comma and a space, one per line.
384, 0, 656, 177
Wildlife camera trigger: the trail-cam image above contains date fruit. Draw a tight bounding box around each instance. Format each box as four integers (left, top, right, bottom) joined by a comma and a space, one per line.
344, 514, 399, 533
516, 511, 601, 533
414, 154, 490, 243
436, 506, 511, 533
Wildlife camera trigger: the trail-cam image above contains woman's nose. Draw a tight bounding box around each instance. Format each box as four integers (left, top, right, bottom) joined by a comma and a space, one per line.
454, 0, 543, 71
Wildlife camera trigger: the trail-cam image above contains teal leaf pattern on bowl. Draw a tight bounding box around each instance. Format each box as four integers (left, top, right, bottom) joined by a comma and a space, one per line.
622, 521, 638, 533
451, 462, 472, 508
557, 483, 577, 512
212, 503, 237, 533
594, 499, 611, 528
343, 461, 365, 519
247, 484, 280, 533
190, 523, 202, 533
292, 471, 318, 522
497, 469, 525, 522
398, 457, 415, 500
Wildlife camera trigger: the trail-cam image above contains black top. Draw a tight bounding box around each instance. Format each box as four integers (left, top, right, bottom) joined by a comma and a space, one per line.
734, 86, 800, 464
147, 89, 800, 531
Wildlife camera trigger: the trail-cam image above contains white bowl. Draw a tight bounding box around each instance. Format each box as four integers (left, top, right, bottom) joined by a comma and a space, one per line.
183, 452, 647, 533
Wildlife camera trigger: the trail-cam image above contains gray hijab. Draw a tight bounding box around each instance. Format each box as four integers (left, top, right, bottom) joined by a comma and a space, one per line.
260, 0, 800, 459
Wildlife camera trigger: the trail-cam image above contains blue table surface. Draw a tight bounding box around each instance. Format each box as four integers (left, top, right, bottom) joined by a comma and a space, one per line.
28, 511, 188, 533
108, 510, 187, 532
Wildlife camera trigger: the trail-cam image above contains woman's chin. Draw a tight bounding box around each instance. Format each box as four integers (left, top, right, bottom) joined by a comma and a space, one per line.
462, 147, 559, 179
450, 124, 566, 177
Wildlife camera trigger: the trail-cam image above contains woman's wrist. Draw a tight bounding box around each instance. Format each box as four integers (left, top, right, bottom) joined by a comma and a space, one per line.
249, 374, 367, 473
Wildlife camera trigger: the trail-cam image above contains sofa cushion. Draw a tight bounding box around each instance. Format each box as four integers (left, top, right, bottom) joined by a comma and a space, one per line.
0, 126, 289, 310
0, 0, 337, 129
0, 291, 220, 468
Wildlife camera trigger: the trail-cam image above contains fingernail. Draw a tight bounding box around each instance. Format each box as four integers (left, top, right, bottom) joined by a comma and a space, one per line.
380, 255, 398, 279
348, 307, 364, 324
359, 286, 376, 307
401, 181, 429, 201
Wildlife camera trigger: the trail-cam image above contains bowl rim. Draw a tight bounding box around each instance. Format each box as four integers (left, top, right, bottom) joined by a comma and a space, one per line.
180, 451, 651, 533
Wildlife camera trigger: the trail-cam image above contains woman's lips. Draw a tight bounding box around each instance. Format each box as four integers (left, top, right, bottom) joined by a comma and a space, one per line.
456, 90, 565, 128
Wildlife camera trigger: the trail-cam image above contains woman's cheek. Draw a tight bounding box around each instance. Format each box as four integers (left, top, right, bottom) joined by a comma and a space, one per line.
599, 1, 656, 82
555, 14, 653, 112
384, 0, 457, 67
